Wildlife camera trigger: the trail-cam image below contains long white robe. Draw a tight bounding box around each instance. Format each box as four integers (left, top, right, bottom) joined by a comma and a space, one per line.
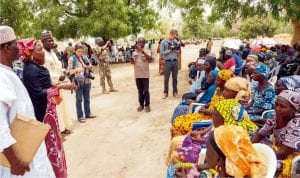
0, 64, 55, 177
43, 50, 75, 130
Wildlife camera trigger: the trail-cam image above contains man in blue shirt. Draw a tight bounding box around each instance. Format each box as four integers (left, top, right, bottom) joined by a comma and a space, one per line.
160, 29, 180, 98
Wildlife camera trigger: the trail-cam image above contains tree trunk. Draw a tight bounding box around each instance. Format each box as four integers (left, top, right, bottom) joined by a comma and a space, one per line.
291, 21, 300, 45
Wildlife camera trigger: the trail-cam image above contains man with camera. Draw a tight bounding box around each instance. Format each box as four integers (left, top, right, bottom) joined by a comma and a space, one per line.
131, 38, 153, 112
160, 29, 180, 99
95, 38, 118, 94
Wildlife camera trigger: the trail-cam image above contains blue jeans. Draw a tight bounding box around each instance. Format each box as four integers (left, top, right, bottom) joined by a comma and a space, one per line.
75, 83, 91, 119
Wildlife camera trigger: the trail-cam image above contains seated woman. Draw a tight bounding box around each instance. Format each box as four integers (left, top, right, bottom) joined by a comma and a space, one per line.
21, 39, 76, 178
170, 70, 234, 137
170, 76, 253, 138
245, 63, 276, 121
252, 90, 300, 177
167, 99, 258, 168
182, 56, 217, 102
205, 125, 267, 177
170, 69, 218, 123
167, 100, 258, 176
275, 75, 300, 94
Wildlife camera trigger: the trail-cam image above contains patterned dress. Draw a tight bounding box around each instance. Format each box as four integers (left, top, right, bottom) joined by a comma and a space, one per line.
258, 115, 300, 177
247, 84, 275, 120
171, 91, 224, 138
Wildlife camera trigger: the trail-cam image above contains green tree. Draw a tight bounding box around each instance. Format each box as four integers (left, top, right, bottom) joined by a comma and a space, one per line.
0, 0, 158, 40
238, 16, 277, 40
161, 0, 300, 45
207, 0, 300, 45
0, 0, 33, 37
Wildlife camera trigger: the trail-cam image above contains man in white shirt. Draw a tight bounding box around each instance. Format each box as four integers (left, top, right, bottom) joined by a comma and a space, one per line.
0, 25, 54, 177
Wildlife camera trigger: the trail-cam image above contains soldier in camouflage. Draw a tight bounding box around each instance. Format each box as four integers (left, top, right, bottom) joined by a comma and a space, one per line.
95, 38, 118, 94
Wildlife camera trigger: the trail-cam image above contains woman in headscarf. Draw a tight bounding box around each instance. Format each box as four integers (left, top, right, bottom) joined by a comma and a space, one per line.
171, 56, 218, 123
252, 90, 300, 177
275, 75, 300, 94
170, 70, 234, 137
170, 68, 218, 123
167, 100, 258, 177
245, 63, 275, 121
21, 38, 75, 178
205, 125, 266, 178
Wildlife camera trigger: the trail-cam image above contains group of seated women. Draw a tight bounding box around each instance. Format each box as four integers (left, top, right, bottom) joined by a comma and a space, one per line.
166, 50, 300, 178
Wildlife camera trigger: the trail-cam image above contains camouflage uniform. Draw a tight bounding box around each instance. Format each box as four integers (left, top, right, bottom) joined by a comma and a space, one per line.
95, 46, 114, 92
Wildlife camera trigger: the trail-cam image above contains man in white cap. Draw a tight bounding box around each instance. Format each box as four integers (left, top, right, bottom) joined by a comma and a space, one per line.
0, 25, 55, 177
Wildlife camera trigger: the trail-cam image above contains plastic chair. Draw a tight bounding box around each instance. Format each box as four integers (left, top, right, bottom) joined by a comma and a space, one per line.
291, 155, 300, 176
268, 76, 278, 86
262, 110, 275, 119
253, 143, 277, 178
189, 103, 205, 113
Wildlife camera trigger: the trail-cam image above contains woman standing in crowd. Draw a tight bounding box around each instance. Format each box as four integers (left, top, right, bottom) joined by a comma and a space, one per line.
68, 43, 96, 123
245, 63, 276, 121
21, 38, 75, 178
252, 90, 300, 177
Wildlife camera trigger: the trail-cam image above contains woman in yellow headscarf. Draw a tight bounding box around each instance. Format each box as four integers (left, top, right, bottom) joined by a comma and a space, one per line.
213, 99, 258, 133
206, 125, 266, 178
170, 70, 234, 138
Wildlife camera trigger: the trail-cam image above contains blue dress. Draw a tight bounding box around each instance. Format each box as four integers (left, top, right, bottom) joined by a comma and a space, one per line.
247, 84, 275, 121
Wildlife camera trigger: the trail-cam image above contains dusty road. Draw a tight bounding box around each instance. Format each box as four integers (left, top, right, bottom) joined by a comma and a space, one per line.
63, 44, 218, 178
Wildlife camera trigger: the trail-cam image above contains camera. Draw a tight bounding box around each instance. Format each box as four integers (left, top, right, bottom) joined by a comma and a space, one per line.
84, 68, 95, 80
169, 40, 180, 51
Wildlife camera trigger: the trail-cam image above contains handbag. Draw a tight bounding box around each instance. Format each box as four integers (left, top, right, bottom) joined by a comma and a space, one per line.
0, 114, 50, 167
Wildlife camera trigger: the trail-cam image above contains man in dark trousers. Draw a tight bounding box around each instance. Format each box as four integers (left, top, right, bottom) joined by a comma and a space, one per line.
131, 38, 153, 112
160, 29, 180, 99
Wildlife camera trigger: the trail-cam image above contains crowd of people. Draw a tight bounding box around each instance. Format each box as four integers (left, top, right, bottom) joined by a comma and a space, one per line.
165, 38, 300, 177
1, 23, 300, 178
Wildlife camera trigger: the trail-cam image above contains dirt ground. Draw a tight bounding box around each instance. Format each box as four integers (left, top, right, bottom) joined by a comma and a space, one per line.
63, 35, 291, 178
63, 44, 203, 178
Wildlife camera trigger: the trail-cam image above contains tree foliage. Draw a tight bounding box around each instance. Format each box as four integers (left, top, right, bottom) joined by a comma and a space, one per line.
238, 16, 277, 40
0, 0, 158, 40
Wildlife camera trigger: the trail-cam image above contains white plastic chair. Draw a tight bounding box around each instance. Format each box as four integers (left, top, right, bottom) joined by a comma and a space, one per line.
262, 110, 275, 119
189, 103, 205, 113
291, 155, 300, 176
268, 76, 278, 86
253, 143, 277, 178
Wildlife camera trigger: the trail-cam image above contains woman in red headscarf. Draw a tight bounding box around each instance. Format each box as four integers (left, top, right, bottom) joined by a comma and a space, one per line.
19, 38, 75, 178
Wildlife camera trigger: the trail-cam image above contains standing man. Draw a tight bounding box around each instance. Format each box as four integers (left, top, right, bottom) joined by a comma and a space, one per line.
131, 38, 153, 112
160, 29, 179, 98
95, 38, 118, 94
0, 25, 55, 177
206, 38, 213, 54
41, 31, 74, 134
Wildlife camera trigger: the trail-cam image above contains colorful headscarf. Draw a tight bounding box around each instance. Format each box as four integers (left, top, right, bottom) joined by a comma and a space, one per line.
17, 38, 36, 61
278, 90, 300, 111
255, 63, 270, 79
280, 75, 300, 91
214, 99, 258, 132
224, 77, 252, 101
213, 125, 267, 178
246, 55, 258, 62
217, 70, 234, 82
